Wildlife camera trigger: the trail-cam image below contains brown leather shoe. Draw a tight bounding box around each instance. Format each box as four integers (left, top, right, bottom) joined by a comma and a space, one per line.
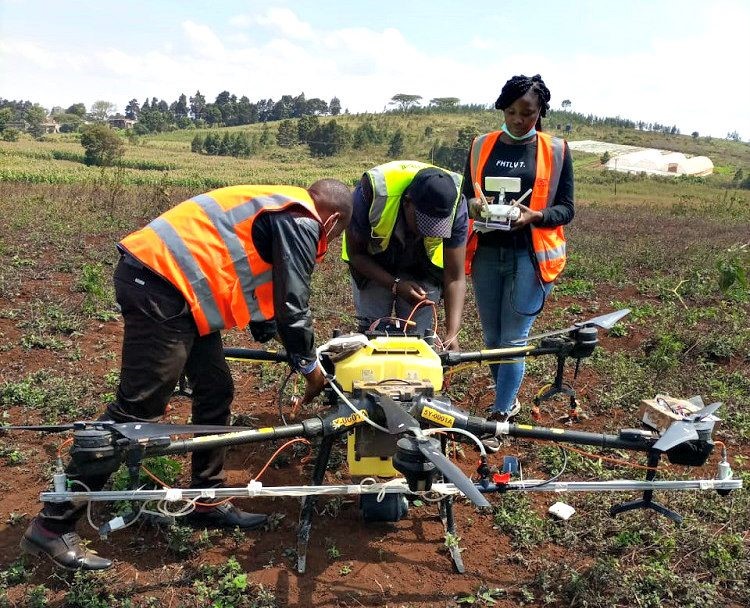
20, 520, 112, 571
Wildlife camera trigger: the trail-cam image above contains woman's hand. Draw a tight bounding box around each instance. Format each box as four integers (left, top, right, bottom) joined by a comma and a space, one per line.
510, 203, 543, 230
467, 197, 485, 219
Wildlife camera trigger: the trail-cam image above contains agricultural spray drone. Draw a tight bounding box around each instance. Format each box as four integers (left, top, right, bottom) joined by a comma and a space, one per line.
5, 309, 741, 573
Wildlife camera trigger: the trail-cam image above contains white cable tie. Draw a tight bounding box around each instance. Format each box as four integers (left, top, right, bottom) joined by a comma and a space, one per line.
164, 489, 183, 502
554, 483, 569, 493
347, 485, 360, 494
199, 489, 216, 499
699, 480, 712, 490
247, 480, 263, 496
108, 516, 126, 532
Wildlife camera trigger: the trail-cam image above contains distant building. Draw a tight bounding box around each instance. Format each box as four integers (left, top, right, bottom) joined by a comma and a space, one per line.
107, 115, 136, 130
42, 120, 60, 134
568, 140, 713, 177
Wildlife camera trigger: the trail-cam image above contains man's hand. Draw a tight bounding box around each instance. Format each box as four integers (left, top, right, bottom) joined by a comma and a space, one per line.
442, 336, 461, 352
395, 279, 428, 305
289, 364, 327, 418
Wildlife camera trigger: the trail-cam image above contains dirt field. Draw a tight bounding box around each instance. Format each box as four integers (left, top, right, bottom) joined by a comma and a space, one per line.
0, 184, 748, 607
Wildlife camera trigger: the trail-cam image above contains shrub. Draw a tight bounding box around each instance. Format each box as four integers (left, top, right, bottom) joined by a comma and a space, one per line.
80, 125, 125, 166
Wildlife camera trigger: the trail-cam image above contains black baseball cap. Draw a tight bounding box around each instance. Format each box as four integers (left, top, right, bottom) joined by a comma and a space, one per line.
407, 167, 457, 238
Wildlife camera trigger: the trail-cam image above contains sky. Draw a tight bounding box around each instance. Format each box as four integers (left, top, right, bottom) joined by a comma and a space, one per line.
1, 0, 749, 139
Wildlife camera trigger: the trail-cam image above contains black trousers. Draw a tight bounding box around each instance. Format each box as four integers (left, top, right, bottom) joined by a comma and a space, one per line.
40, 256, 234, 532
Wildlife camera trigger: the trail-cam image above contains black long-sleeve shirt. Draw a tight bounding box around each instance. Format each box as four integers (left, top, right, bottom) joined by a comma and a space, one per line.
252, 209, 320, 369
462, 135, 575, 248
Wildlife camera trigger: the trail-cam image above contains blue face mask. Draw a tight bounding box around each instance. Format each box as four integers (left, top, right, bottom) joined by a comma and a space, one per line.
501, 122, 536, 141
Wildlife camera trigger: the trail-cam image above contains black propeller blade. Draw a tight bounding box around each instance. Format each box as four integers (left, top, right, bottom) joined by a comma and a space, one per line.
1, 423, 79, 434
516, 308, 631, 344
110, 422, 256, 442
375, 395, 490, 508
416, 437, 490, 508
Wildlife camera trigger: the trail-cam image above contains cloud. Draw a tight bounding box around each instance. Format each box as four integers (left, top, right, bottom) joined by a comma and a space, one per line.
1, 3, 748, 138
181, 20, 225, 59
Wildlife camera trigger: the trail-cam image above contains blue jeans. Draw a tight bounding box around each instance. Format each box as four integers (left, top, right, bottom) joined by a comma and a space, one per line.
471, 245, 552, 413
351, 274, 442, 338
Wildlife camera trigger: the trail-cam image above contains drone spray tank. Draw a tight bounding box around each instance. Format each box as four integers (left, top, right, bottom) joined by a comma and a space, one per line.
332, 335, 445, 521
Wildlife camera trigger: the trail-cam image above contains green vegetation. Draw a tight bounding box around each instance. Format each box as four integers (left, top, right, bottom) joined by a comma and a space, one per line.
0, 108, 747, 607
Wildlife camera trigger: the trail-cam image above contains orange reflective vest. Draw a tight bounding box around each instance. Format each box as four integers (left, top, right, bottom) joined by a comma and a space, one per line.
465, 131, 567, 282
119, 185, 327, 336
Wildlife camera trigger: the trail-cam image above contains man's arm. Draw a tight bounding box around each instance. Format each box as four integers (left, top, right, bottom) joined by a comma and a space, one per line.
267, 211, 327, 405
442, 244, 466, 350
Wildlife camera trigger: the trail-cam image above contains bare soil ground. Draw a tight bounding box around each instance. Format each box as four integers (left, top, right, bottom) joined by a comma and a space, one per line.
0, 190, 747, 608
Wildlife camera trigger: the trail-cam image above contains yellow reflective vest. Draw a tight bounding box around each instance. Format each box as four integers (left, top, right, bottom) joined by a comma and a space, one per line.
342, 160, 462, 269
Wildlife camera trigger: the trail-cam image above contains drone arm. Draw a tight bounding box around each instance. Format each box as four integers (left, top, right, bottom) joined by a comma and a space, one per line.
439, 343, 560, 366
152, 419, 322, 457
506, 425, 655, 453
223, 347, 289, 363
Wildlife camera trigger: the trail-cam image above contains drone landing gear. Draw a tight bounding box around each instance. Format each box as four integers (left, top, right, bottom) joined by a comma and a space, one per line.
610, 451, 683, 524
533, 353, 582, 423
295, 434, 467, 574
439, 436, 464, 573
297, 435, 336, 574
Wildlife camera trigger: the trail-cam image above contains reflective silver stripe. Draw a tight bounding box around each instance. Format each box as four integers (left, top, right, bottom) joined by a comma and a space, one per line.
470, 133, 490, 186
196, 193, 304, 323
149, 217, 225, 330
536, 243, 566, 263
547, 137, 566, 207
367, 166, 388, 225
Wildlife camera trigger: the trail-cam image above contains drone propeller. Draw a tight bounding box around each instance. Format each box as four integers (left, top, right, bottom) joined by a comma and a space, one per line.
652, 402, 722, 452
516, 308, 632, 344
1, 423, 80, 434
110, 422, 254, 442
375, 395, 490, 508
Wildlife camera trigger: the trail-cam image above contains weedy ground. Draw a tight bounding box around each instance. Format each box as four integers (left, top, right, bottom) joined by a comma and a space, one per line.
0, 123, 747, 607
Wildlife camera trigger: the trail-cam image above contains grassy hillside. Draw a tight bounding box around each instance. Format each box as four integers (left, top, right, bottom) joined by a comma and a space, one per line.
1, 110, 748, 194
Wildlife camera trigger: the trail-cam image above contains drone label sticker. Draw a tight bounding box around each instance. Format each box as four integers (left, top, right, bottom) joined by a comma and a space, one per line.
361, 369, 375, 382
422, 406, 455, 428
331, 409, 368, 430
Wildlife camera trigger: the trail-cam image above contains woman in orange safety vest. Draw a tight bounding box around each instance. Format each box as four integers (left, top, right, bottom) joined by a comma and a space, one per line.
463, 74, 575, 424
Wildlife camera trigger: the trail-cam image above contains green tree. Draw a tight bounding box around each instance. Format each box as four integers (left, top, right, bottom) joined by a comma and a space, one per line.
25, 104, 47, 138
259, 124, 272, 148
80, 124, 125, 166
191, 133, 205, 153
124, 99, 140, 120
189, 90, 206, 121
66, 103, 87, 117
90, 100, 116, 122
308, 120, 349, 157
429, 97, 460, 110
329, 97, 341, 116
56, 113, 83, 133
432, 126, 478, 171
561, 99, 572, 110
203, 132, 221, 155
298, 115, 319, 144
389, 93, 422, 112
0, 107, 13, 132
219, 132, 232, 156
388, 129, 405, 157
277, 119, 298, 147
